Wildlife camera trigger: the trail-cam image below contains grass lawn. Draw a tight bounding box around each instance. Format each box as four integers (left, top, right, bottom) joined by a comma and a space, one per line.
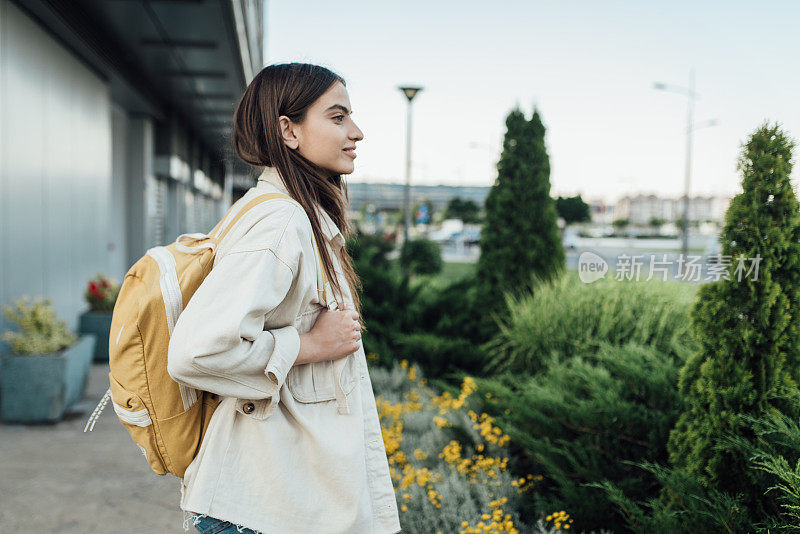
437, 261, 476, 283
387, 259, 477, 289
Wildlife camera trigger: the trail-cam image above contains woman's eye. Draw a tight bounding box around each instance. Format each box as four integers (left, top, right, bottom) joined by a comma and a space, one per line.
333, 115, 345, 122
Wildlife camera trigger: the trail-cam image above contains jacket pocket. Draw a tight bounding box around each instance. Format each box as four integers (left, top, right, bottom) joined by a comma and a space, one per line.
285, 306, 358, 404
286, 356, 358, 403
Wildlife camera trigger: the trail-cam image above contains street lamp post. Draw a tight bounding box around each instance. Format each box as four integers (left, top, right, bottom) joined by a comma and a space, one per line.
653, 69, 717, 274
399, 86, 422, 247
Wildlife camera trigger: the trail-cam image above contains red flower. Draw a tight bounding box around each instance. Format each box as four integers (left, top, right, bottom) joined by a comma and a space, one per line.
89, 282, 98, 292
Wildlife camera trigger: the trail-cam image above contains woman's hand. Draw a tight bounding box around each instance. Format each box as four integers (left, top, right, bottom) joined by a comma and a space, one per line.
295, 304, 362, 365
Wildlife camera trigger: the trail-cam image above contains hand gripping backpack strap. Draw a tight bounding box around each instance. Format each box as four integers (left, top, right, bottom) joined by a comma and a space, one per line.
221, 194, 349, 414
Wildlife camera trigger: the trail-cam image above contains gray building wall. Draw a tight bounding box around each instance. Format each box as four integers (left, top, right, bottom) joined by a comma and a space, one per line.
0, 0, 263, 353
109, 103, 129, 280
0, 0, 255, 348
1, 0, 112, 333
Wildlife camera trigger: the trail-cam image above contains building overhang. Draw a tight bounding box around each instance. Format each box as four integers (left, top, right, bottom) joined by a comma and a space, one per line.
11, 0, 262, 161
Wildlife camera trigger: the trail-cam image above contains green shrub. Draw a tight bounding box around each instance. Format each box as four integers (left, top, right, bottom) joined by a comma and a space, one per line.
414, 272, 498, 343
590, 405, 800, 533
475, 341, 692, 532
475, 107, 565, 316
353, 232, 496, 372
351, 232, 425, 368
589, 461, 750, 534
736, 410, 800, 532
393, 332, 487, 379
484, 271, 699, 375
667, 122, 800, 522
2, 296, 77, 355
349, 230, 394, 271
588, 122, 800, 534
400, 238, 443, 277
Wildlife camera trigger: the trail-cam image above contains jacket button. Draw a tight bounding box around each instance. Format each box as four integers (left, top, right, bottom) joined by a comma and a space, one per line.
242, 402, 255, 414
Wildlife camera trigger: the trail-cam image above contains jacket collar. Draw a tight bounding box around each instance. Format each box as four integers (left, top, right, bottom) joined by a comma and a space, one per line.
257, 166, 345, 249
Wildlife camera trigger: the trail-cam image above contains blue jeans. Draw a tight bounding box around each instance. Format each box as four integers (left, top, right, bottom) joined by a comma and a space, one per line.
192, 514, 260, 534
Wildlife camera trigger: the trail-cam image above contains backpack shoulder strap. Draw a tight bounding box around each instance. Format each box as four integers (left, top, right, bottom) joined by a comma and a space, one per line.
215, 192, 298, 244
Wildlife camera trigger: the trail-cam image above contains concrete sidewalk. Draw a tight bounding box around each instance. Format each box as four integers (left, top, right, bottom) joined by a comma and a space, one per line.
0, 362, 188, 533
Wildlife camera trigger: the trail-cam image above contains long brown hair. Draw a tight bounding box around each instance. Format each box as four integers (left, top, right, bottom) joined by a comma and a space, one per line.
232, 62, 364, 330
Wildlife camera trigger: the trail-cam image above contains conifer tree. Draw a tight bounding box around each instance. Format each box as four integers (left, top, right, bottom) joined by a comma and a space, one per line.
476, 107, 564, 317
667, 122, 800, 518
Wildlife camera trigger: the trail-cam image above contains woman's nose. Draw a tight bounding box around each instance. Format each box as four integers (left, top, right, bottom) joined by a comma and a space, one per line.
350, 122, 364, 142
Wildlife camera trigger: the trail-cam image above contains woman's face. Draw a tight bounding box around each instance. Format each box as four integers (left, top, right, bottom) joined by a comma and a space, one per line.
279, 81, 364, 175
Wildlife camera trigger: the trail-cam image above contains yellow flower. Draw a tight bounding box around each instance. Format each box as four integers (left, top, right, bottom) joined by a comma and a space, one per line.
433, 415, 450, 428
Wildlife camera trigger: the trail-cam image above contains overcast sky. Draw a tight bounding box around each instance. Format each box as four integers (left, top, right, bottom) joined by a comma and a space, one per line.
263, 0, 800, 203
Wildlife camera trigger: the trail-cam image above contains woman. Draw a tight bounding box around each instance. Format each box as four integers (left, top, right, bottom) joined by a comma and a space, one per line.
167, 63, 402, 534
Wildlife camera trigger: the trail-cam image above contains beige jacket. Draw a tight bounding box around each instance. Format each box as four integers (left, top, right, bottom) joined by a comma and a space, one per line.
167, 166, 402, 534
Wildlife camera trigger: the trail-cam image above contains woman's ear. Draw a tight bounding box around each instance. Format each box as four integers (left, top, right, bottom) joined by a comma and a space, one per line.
278, 115, 299, 150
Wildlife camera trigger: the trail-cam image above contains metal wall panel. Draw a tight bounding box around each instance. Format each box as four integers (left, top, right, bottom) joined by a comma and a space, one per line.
183, 189, 196, 234
146, 175, 168, 248
0, 0, 111, 337
109, 104, 129, 282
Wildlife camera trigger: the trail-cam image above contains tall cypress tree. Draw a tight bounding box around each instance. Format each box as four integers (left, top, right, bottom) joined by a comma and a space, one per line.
476, 106, 565, 318
667, 122, 800, 518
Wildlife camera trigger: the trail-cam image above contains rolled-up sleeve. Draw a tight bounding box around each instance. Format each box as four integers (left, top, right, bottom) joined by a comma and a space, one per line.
167, 244, 299, 415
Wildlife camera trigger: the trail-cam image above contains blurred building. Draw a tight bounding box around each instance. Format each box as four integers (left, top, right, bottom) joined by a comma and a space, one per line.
346, 181, 490, 214
615, 194, 731, 225
0, 0, 264, 335
585, 197, 615, 225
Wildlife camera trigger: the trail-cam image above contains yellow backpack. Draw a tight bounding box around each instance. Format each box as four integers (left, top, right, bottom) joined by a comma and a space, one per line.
83, 191, 328, 478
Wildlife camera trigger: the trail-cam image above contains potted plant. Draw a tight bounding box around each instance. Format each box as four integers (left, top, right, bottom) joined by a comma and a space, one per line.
1, 296, 96, 423
78, 272, 119, 362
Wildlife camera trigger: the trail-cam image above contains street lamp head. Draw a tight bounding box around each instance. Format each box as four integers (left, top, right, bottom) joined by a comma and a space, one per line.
399, 86, 423, 102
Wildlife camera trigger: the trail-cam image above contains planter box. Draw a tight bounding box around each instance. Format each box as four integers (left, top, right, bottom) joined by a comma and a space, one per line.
0, 334, 96, 424
78, 310, 113, 362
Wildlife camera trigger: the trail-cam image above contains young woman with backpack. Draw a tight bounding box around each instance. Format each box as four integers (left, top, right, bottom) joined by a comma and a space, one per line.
168, 62, 402, 534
